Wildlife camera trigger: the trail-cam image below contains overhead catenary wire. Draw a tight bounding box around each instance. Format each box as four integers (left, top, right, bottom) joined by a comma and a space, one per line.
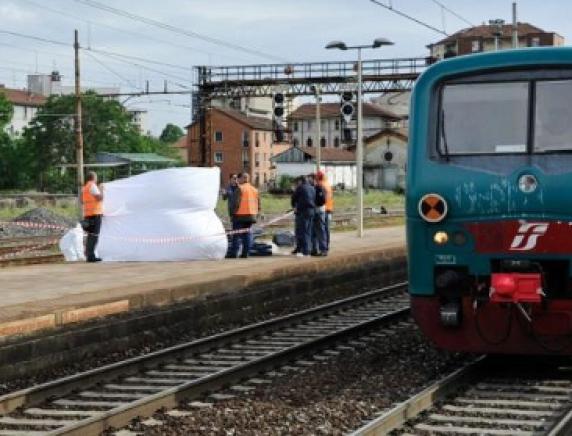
0, 28, 193, 87
429, 0, 475, 27
74, 0, 288, 62
19, 0, 230, 60
83, 51, 141, 91
369, 0, 449, 36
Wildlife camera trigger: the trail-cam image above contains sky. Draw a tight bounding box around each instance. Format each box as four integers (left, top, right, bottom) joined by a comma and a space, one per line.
0, 0, 568, 135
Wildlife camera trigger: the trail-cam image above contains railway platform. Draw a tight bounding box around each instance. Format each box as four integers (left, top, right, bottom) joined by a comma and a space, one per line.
0, 226, 404, 338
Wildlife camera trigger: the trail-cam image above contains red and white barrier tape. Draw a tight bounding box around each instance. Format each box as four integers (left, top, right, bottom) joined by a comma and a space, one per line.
0, 211, 295, 248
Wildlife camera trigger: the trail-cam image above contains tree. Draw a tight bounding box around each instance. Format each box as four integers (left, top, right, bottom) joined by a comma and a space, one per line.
0, 93, 14, 127
24, 92, 143, 191
159, 123, 184, 144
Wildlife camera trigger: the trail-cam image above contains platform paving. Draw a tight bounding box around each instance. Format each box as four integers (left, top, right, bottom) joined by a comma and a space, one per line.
0, 226, 404, 338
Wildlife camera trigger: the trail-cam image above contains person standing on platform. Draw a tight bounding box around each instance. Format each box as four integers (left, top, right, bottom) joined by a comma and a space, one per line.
316, 170, 333, 252
82, 171, 104, 263
291, 175, 315, 257
222, 174, 239, 257
231, 172, 260, 258
309, 173, 328, 257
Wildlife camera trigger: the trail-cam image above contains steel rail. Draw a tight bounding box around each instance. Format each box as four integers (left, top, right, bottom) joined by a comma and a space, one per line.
351, 356, 572, 436
0, 282, 408, 436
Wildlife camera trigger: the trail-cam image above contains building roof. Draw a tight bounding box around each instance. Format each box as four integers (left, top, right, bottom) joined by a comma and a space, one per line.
187, 107, 277, 131
95, 152, 177, 164
172, 136, 188, 149
271, 146, 355, 164
429, 22, 554, 47
364, 127, 409, 144
0, 86, 46, 107
290, 102, 402, 121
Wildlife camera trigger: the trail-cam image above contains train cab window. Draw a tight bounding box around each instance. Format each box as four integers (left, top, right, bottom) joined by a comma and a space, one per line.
535, 80, 572, 152
439, 82, 529, 155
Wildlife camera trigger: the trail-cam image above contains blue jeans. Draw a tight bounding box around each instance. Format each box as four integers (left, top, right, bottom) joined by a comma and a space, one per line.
295, 209, 315, 255
312, 209, 328, 253
230, 221, 253, 257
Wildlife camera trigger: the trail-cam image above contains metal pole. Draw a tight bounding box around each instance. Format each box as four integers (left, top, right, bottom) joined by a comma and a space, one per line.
74, 29, 84, 217
356, 47, 364, 238
512, 2, 518, 48
315, 86, 321, 171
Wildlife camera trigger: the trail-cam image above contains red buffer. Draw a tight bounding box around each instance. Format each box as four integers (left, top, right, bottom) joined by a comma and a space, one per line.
490, 273, 543, 304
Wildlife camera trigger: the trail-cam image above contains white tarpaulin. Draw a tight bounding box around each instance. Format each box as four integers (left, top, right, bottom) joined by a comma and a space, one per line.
96, 167, 227, 261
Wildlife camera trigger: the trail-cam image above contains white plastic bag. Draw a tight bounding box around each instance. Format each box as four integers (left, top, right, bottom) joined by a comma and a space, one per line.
59, 224, 86, 262
96, 167, 227, 261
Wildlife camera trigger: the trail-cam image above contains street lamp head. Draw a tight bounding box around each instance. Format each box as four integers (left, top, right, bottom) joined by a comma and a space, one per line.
325, 40, 347, 50
372, 37, 394, 48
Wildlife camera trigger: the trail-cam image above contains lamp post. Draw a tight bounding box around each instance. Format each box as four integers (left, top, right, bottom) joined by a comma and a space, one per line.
489, 19, 505, 51
326, 37, 394, 238
311, 85, 322, 171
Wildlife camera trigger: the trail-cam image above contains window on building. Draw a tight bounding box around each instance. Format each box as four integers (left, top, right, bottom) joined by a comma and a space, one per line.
307, 137, 313, 147
471, 40, 480, 53
263, 173, 268, 184
255, 132, 260, 147
255, 173, 260, 186
242, 150, 249, 168
214, 131, 223, 142
334, 137, 340, 148
293, 122, 299, 132
293, 138, 299, 147
242, 130, 249, 147
214, 152, 223, 163
255, 152, 260, 167
320, 137, 326, 148
335, 119, 340, 130
531, 37, 541, 47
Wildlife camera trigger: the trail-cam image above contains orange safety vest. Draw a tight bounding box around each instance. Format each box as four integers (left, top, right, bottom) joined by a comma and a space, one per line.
236, 183, 259, 216
321, 180, 334, 213
82, 181, 103, 218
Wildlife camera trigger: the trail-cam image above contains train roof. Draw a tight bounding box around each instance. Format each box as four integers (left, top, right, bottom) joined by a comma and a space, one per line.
416, 47, 572, 91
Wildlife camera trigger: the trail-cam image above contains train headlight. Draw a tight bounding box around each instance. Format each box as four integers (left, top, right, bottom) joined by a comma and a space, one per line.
418, 193, 448, 223
433, 231, 449, 245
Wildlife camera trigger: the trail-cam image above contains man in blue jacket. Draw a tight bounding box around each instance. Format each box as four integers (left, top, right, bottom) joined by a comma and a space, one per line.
291, 175, 315, 257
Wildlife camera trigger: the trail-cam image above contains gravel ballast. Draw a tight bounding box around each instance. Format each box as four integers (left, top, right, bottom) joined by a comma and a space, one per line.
114, 323, 471, 436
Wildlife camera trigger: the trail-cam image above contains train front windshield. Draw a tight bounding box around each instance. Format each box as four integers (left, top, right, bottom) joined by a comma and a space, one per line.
440, 79, 572, 155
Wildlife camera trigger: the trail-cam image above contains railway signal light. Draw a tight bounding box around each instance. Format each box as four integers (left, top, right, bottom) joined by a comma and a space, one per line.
340, 91, 355, 124
273, 92, 285, 142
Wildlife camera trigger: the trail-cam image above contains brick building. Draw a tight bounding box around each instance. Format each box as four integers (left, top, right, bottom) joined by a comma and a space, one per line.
428, 22, 564, 60
187, 108, 290, 188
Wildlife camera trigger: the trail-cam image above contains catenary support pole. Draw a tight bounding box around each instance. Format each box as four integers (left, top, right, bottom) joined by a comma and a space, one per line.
74, 29, 84, 218
315, 86, 321, 171
356, 47, 364, 238
512, 2, 518, 48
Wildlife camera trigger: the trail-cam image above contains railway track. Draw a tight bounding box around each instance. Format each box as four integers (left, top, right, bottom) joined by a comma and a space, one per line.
0, 282, 409, 436
352, 357, 572, 436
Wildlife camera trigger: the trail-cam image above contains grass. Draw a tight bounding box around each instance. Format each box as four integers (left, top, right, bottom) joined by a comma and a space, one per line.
0, 206, 79, 221
216, 190, 404, 217
0, 190, 404, 228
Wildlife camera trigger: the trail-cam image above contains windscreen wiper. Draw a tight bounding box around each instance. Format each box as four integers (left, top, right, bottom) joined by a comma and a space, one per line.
440, 108, 450, 162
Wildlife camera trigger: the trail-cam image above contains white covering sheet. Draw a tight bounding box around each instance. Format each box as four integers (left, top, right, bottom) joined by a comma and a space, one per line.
96, 167, 227, 261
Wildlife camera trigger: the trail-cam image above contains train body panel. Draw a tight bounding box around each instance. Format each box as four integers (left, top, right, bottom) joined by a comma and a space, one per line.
407, 47, 572, 354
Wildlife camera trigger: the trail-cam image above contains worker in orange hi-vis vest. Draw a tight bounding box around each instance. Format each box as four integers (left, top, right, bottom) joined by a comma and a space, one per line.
82, 171, 105, 262
316, 170, 333, 252
230, 172, 260, 258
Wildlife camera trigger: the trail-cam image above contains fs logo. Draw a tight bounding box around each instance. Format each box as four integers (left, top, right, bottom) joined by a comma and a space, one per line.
509, 222, 549, 251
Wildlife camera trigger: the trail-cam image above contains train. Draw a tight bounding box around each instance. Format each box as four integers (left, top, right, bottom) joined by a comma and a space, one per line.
407, 47, 572, 354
